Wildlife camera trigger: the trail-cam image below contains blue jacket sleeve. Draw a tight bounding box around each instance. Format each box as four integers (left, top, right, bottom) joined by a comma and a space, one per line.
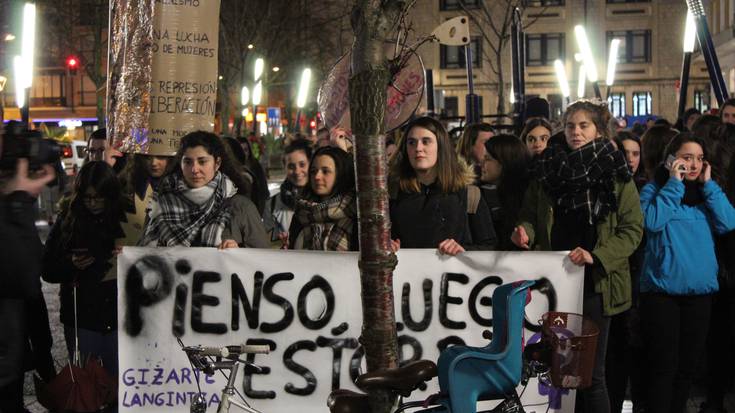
702, 180, 735, 234
640, 178, 684, 233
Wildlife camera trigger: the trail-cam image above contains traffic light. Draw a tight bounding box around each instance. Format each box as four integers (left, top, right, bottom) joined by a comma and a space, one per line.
66, 56, 79, 75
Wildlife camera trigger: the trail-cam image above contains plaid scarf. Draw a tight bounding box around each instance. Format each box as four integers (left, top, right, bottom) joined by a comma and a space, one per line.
294, 192, 356, 251
534, 139, 631, 225
139, 172, 234, 247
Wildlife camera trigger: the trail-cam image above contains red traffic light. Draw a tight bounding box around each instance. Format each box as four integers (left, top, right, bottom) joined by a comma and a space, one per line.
66, 56, 78, 69
309, 119, 316, 129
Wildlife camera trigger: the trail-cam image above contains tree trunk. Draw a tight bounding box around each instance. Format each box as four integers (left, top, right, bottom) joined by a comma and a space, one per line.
349, 1, 406, 412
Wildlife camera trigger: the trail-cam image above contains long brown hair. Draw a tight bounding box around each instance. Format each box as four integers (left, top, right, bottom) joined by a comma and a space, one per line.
390, 116, 474, 194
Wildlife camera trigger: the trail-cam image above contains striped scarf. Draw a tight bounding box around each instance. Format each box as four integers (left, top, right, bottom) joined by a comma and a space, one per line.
294, 192, 356, 251
139, 172, 234, 247
534, 139, 631, 225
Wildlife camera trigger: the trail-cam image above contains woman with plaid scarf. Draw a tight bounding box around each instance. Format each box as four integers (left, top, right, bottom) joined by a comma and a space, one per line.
139, 131, 269, 249
288, 146, 358, 251
512, 101, 643, 413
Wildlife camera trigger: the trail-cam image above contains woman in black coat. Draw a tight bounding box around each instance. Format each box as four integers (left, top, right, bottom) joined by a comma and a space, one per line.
389, 116, 496, 254
43, 161, 125, 378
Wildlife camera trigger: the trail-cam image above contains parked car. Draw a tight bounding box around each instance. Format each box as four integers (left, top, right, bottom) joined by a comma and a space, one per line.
61, 140, 87, 175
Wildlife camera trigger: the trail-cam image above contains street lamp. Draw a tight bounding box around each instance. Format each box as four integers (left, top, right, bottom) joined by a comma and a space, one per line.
295, 68, 311, 132
605, 38, 620, 98
252, 58, 264, 135
574, 25, 601, 99
14, 3, 35, 126
241, 86, 249, 106
678, 9, 697, 119
554, 59, 570, 104
577, 64, 587, 99
686, 0, 728, 105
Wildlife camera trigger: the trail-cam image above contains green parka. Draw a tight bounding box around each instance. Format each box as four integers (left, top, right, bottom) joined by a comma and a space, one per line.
517, 179, 643, 316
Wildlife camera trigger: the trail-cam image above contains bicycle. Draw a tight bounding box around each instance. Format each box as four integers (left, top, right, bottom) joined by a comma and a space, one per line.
328, 281, 599, 413
178, 338, 271, 413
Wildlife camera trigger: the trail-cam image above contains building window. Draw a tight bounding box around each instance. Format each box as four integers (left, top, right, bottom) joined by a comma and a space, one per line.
440, 37, 482, 69
440, 0, 481, 11
526, 33, 565, 67
632, 92, 652, 116
606, 30, 651, 63
523, 0, 565, 5
607, 92, 626, 118
444, 96, 459, 118
694, 90, 711, 113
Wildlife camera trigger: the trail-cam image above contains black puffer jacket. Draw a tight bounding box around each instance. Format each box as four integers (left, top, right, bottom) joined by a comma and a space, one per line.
390, 183, 497, 250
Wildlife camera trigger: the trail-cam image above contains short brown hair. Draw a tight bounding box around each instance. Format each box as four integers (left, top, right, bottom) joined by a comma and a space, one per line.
563, 100, 612, 140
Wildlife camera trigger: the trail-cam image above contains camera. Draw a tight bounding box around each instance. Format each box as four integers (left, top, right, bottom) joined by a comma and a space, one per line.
0, 121, 61, 171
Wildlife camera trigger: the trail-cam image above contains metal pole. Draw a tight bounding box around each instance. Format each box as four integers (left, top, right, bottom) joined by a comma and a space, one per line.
511, 7, 525, 130
464, 44, 480, 124
687, 0, 729, 104
252, 103, 257, 135
592, 82, 602, 100
678, 52, 692, 120
295, 109, 302, 133
21, 88, 30, 128
426, 69, 435, 116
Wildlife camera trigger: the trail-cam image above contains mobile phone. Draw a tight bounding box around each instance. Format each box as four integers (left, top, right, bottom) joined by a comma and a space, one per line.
665, 155, 687, 172
70, 247, 89, 254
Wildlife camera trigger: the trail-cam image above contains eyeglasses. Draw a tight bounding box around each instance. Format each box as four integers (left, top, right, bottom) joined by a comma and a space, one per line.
83, 194, 105, 202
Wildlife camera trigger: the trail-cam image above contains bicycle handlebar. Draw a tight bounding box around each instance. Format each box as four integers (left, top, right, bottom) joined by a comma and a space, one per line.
184, 344, 271, 358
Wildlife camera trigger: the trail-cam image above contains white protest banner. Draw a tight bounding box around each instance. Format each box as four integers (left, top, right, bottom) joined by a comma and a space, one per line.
118, 248, 584, 412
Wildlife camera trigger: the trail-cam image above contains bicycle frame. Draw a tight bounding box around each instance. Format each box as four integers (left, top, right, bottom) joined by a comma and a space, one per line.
216, 362, 261, 413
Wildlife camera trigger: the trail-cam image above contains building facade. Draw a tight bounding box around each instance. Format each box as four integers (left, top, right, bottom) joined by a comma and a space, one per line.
709, 0, 735, 103
409, 0, 712, 124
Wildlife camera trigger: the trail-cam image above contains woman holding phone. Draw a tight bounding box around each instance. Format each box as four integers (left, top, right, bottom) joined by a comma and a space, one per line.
639, 133, 735, 413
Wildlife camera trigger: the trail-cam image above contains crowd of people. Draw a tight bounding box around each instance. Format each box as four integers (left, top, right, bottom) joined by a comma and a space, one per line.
3, 96, 735, 413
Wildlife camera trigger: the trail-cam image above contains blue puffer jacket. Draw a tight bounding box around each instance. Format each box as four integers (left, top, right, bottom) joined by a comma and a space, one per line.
640, 178, 735, 295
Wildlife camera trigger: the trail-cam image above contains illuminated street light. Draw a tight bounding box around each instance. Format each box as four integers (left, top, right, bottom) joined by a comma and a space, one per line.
254, 58, 264, 81
574, 25, 598, 82
679, 8, 699, 119
21, 3, 35, 87
247, 44, 254, 50
272, 66, 280, 72
252, 81, 262, 105
577, 64, 587, 99
606, 38, 620, 87
241, 86, 249, 106
554, 60, 570, 98
4, 33, 15, 41
683, 10, 697, 53
14, 56, 25, 108
296, 68, 312, 108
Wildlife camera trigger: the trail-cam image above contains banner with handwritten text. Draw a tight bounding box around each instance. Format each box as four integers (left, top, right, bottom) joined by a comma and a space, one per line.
148, 0, 220, 155
118, 248, 584, 412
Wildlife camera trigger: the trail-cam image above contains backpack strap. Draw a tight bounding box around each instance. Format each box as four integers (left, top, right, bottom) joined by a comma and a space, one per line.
467, 184, 481, 215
